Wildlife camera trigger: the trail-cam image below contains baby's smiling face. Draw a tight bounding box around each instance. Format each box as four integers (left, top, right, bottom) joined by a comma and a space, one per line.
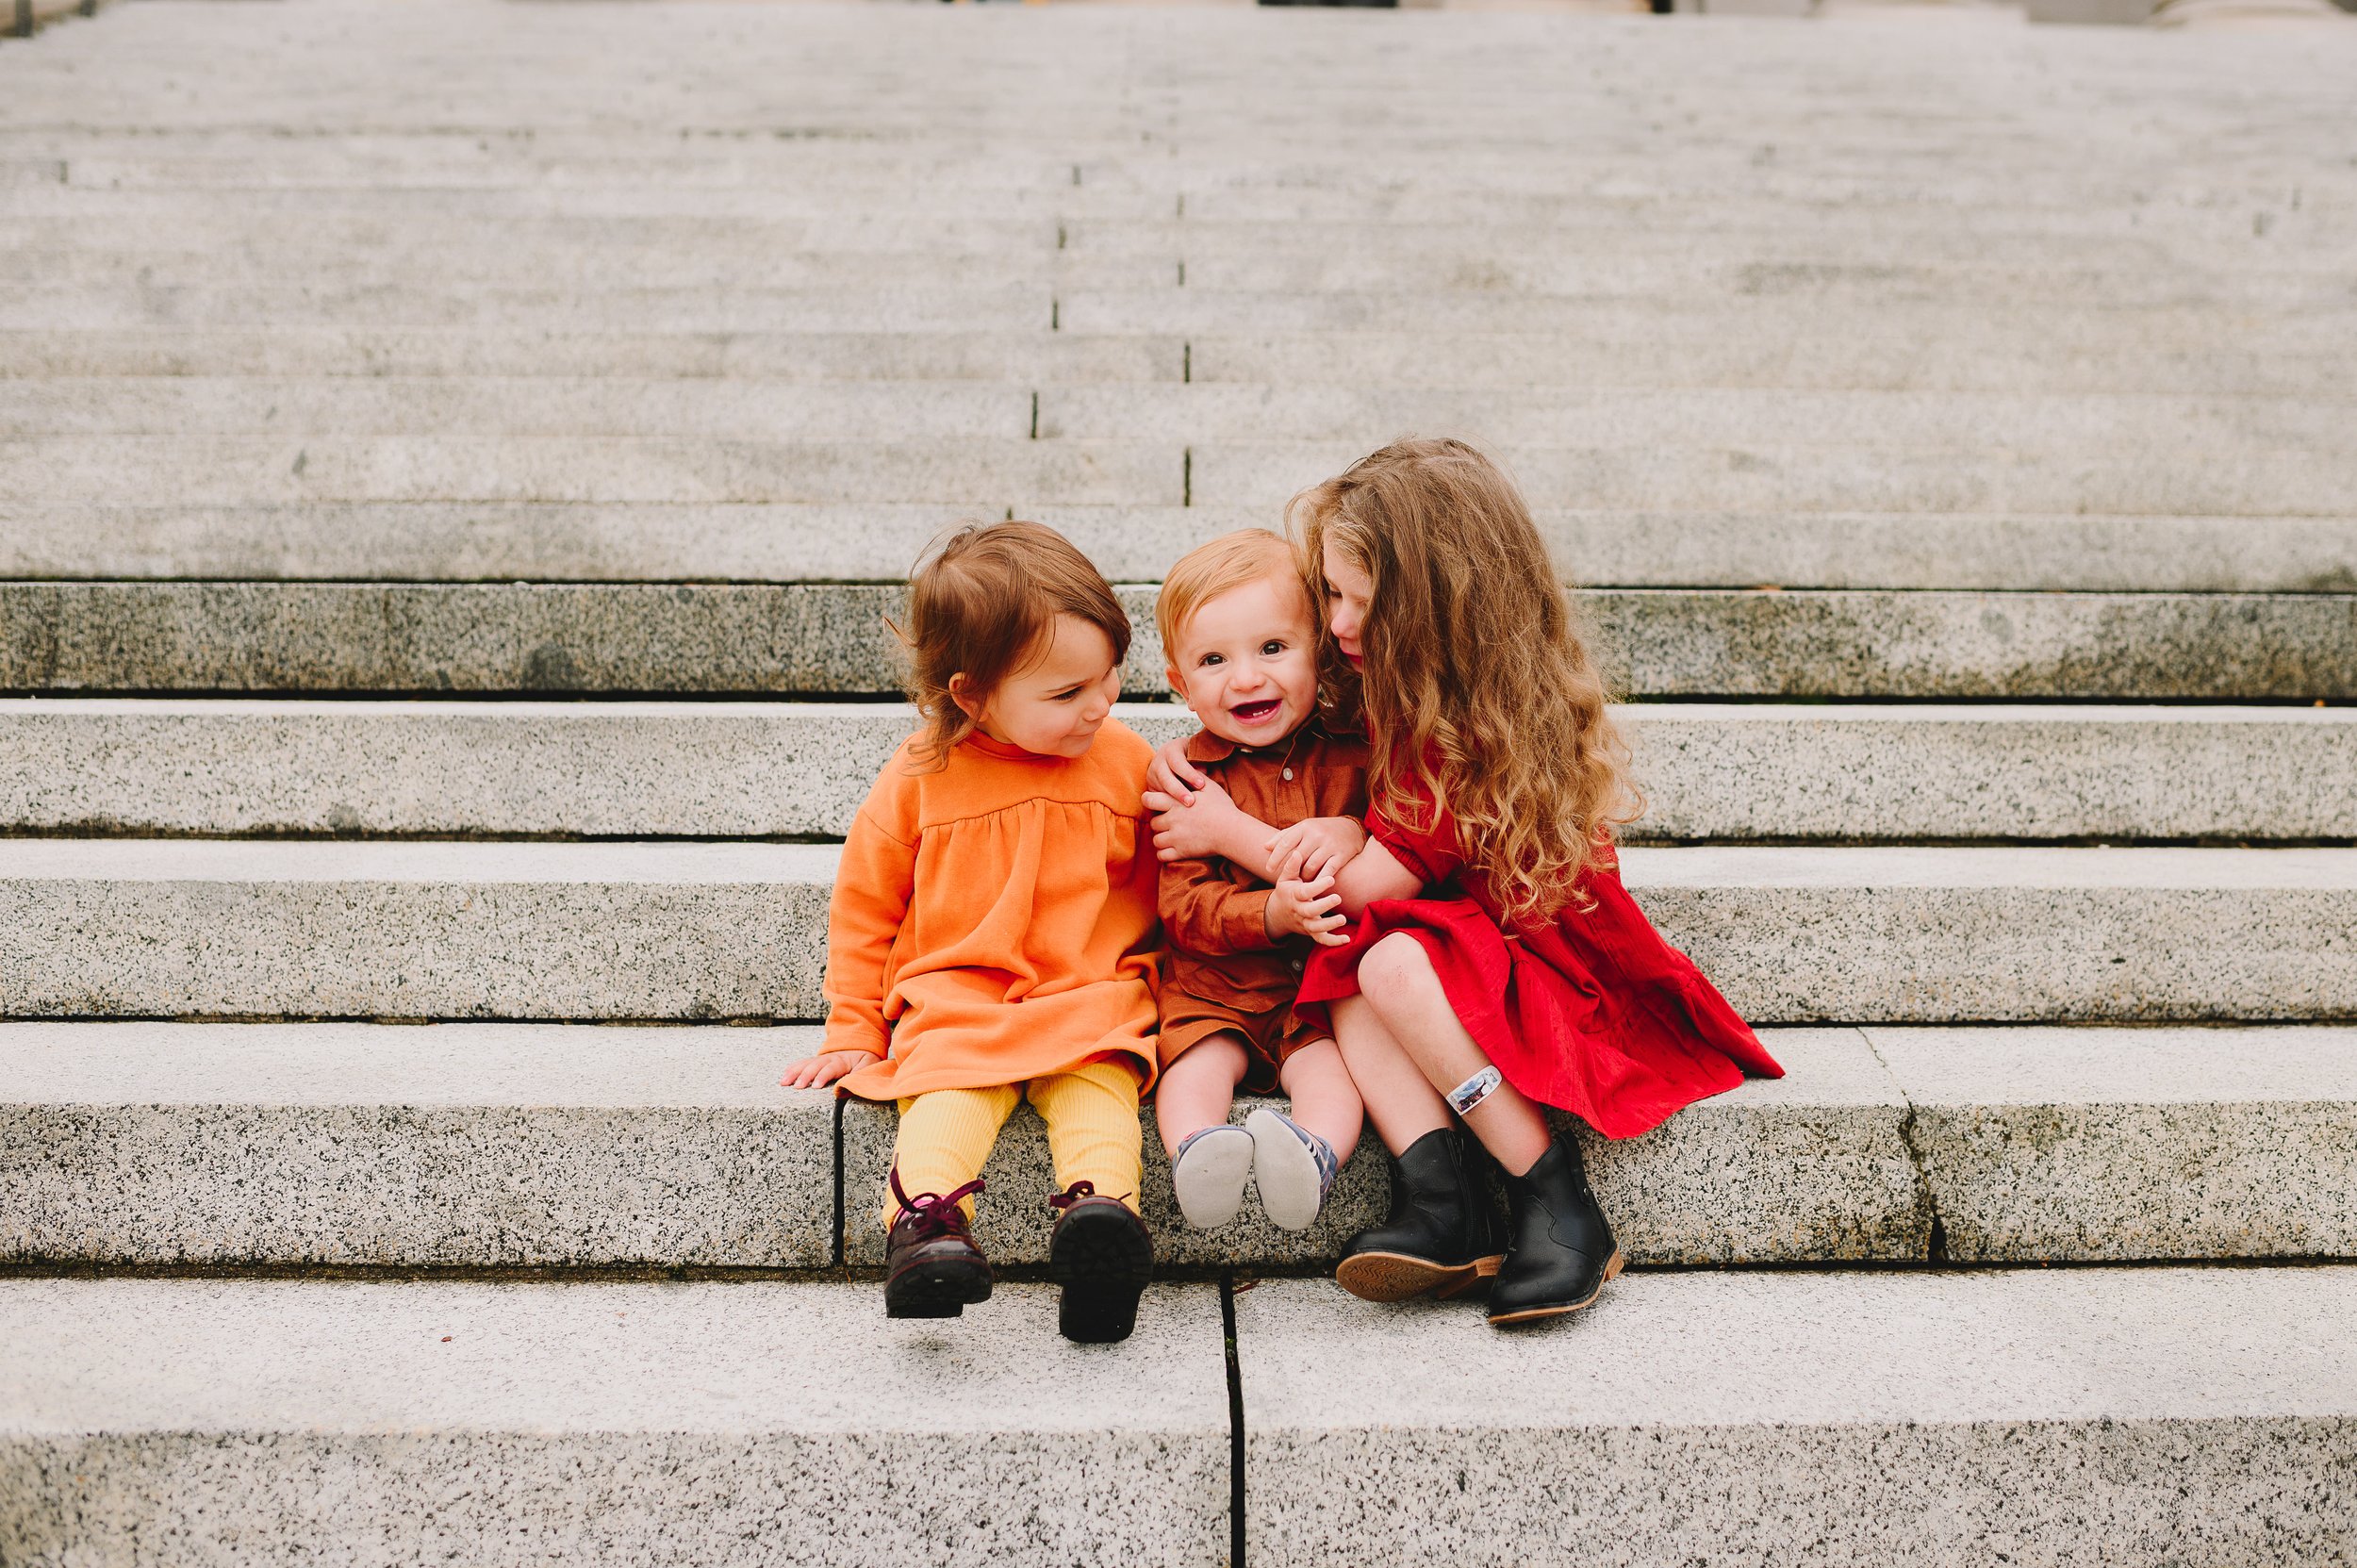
1166, 572, 1322, 750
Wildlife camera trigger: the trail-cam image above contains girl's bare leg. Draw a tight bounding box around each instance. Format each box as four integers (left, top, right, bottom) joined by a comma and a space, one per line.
1354, 933, 1552, 1177
1153, 1032, 1249, 1153
1274, 1037, 1364, 1162
1329, 992, 1452, 1156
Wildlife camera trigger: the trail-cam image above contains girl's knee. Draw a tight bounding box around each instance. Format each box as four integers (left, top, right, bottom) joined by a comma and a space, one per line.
1357, 932, 1436, 1008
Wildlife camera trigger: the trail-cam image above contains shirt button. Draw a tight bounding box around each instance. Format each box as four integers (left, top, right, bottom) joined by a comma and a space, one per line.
1282, 767, 1294, 780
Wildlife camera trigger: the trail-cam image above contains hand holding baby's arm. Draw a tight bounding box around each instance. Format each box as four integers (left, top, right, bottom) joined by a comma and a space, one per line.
1145, 775, 1256, 863
781, 1049, 872, 1090
1264, 816, 1368, 883
1263, 852, 1348, 947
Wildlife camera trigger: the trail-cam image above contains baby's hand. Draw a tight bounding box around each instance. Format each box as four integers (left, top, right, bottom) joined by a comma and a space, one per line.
781, 1049, 871, 1089
1146, 776, 1243, 862
1265, 817, 1367, 883
1264, 866, 1348, 947
1146, 736, 1211, 802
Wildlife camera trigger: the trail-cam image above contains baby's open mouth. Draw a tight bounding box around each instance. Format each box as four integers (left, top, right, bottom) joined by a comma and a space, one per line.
1229, 699, 1283, 724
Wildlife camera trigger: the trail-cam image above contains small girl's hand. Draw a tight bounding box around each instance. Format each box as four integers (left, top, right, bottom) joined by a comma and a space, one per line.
1146, 737, 1211, 802
1146, 776, 1242, 862
781, 1049, 871, 1089
1265, 817, 1367, 883
1264, 867, 1348, 947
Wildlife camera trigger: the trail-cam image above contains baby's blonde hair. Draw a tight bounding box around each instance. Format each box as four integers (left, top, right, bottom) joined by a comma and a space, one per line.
1155, 529, 1309, 673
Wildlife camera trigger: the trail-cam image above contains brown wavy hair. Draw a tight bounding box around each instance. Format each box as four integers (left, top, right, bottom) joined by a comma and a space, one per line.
898, 520, 1130, 768
1289, 437, 1639, 925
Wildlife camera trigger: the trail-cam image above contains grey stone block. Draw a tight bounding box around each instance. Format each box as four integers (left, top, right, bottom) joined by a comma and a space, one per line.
0, 327, 1184, 384
1236, 1269, 2357, 1567
0, 436, 1182, 506
2028, 0, 2154, 21
8, 698, 2347, 843
842, 1030, 1920, 1268
1187, 436, 2357, 518
0, 583, 1173, 697
1588, 588, 2357, 700
0, 839, 833, 1021
1629, 845, 2357, 1023
5, 843, 2353, 1024
0, 1278, 1231, 1567
0, 1021, 834, 1266
1872, 1024, 2357, 1261
12, 503, 2354, 594
4, 584, 2351, 700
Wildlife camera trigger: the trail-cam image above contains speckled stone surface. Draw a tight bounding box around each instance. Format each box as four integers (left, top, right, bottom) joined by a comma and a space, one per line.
8, 502, 2353, 594
843, 1030, 1921, 1267
5, 584, 2352, 700
1237, 1269, 2357, 1567
0, 1278, 1229, 1567
8, 843, 2354, 1024
0, 582, 1171, 697
1622, 845, 2357, 1023
0, 700, 1193, 839
1872, 1025, 2357, 1262
0, 1022, 834, 1265
0, 839, 832, 1020
1583, 587, 2357, 700
5, 699, 2349, 844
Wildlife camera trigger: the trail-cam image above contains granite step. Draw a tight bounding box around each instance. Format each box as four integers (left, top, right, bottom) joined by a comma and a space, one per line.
1232, 1267, 2357, 1567
6, 1021, 2351, 1269
4, 582, 2351, 700
4, 700, 2351, 845
0, 1276, 1234, 1568
11, 380, 2350, 455
5, 326, 2349, 404
14, 429, 2344, 520
6, 503, 2352, 594
0, 1022, 1920, 1269
2, 1269, 2350, 1566
1, 839, 2351, 1024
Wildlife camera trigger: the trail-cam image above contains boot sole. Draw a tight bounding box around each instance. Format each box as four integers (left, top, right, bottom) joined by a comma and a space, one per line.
1486, 1249, 1625, 1327
885, 1257, 994, 1320
1049, 1204, 1154, 1344
1335, 1249, 1506, 1304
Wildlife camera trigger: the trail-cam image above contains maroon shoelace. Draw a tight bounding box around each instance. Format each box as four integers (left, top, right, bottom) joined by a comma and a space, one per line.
1048, 1180, 1133, 1212
889, 1168, 985, 1241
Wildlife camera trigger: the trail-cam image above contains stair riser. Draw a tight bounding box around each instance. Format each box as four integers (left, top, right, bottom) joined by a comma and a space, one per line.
3, 867, 2351, 1023
6, 702, 2351, 843
6, 584, 2352, 699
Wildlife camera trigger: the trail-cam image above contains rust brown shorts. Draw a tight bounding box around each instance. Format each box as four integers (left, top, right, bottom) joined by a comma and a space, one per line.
1158, 989, 1331, 1096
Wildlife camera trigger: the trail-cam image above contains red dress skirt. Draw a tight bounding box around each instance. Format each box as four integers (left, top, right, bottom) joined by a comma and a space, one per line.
1296, 782, 1782, 1139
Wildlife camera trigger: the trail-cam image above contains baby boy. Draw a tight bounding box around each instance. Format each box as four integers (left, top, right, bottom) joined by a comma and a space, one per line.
1150, 529, 1369, 1231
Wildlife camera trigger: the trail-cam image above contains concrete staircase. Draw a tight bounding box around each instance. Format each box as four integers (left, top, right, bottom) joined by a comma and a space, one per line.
4, 1, 2355, 1563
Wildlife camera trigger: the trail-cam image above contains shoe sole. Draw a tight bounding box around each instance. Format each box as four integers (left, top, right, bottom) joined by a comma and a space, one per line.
1486, 1249, 1626, 1327
1170, 1125, 1256, 1230
1334, 1249, 1506, 1304
884, 1257, 994, 1320
1049, 1204, 1155, 1344
1244, 1108, 1323, 1231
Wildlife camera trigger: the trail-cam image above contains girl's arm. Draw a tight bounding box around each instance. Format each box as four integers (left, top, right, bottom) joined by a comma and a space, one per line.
1323, 835, 1423, 919
1145, 776, 1283, 872
783, 804, 915, 1088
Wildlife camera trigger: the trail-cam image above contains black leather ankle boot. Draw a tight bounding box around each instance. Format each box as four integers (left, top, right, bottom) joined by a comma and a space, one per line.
1334, 1128, 1506, 1302
1487, 1131, 1623, 1327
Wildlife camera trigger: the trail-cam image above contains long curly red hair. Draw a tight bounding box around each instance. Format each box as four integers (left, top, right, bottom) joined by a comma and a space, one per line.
1290, 437, 1639, 926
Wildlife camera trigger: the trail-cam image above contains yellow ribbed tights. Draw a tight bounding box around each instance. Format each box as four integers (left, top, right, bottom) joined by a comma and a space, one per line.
885, 1058, 1143, 1228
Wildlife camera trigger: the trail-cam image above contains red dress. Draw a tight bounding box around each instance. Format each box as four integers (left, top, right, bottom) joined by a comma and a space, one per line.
1296, 780, 1782, 1139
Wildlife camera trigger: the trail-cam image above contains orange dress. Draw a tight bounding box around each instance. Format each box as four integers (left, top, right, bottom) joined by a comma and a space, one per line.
826, 722, 1164, 1102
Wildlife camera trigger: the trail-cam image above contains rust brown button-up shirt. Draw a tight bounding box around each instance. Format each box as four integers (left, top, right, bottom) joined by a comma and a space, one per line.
1158, 718, 1372, 1014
